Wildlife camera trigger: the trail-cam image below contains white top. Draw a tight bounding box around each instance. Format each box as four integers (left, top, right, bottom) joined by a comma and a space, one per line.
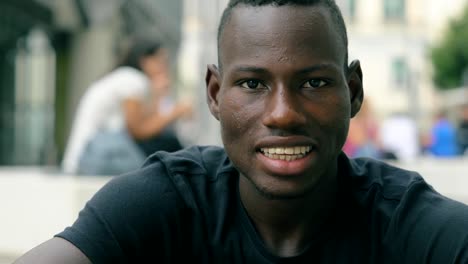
62, 67, 149, 174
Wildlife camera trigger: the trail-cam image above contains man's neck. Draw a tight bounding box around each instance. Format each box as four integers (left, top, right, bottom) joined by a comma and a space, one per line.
238, 172, 338, 257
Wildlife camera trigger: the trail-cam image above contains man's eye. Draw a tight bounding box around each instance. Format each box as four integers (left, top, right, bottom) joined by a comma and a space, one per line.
240, 80, 264, 89
303, 79, 328, 88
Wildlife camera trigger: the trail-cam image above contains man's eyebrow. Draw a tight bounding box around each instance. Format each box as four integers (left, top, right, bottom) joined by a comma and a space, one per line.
229, 63, 340, 74
231, 66, 269, 74
296, 63, 340, 74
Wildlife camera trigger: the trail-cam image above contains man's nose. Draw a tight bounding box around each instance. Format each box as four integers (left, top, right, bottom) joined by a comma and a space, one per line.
262, 87, 307, 129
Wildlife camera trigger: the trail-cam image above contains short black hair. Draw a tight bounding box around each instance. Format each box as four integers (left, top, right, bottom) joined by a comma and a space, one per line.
117, 36, 162, 71
217, 0, 348, 69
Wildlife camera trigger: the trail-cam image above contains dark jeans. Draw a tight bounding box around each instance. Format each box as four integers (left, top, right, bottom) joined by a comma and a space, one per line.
136, 128, 183, 157
79, 130, 145, 176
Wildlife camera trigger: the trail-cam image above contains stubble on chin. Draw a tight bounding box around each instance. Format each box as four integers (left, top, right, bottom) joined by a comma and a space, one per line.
239, 172, 321, 201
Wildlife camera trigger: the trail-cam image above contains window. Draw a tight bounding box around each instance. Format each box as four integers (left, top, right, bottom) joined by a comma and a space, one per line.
384, 0, 405, 21
392, 57, 408, 86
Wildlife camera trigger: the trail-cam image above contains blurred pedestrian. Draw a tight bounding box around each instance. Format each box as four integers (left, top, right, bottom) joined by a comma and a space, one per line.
456, 104, 468, 155
428, 111, 458, 157
380, 112, 419, 162
62, 38, 192, 175
343, 100, 381, 158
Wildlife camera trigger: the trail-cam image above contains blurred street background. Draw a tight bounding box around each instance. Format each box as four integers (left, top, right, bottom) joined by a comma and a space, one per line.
1, 0, 468, 262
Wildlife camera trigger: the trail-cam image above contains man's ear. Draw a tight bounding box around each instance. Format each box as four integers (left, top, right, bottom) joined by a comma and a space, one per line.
205, 64, 221, 120
347, 60, 364, 118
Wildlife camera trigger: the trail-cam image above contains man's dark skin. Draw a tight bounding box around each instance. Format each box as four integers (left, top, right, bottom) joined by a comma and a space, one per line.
14, 3, 363, 263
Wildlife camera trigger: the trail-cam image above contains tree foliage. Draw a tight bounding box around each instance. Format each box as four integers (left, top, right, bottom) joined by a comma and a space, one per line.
431, 6, 468, 90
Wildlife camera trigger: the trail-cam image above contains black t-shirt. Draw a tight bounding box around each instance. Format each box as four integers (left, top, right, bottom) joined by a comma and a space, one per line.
56, 146, 468, 263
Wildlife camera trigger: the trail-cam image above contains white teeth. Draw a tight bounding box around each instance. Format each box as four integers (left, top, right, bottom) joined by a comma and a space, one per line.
260, 146, 313, 161
284, 148, 294, 154
294, 146, 301, 154
263, 153, 306, 161
260, 146, 312, 155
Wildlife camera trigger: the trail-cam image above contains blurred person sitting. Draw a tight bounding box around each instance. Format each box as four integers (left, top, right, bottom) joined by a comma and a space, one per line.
133, 71, 190, 157
62, 38, 192, 175
457, 104, 468, 155
429, 110, 459, 157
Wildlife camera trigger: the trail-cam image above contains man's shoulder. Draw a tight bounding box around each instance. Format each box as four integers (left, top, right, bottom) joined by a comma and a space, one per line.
342, 155, 430, 228
99, 146, 232, 196
76, 146, 234, 225
344, 155, 466, 260
114, 146, 234, 195
142, 145, 232, 176
346, 157, 468, 262
346, 155, 424, 201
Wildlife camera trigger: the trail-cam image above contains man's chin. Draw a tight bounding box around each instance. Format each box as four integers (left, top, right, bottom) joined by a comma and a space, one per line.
253, 184, 315, 200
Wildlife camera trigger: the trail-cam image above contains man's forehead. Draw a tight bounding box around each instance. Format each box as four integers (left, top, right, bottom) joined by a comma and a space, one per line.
219, 4, 345, 69
222, 4, 331, 35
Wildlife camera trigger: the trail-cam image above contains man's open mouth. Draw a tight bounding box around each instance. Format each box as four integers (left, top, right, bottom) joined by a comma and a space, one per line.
259, 146, 315, 161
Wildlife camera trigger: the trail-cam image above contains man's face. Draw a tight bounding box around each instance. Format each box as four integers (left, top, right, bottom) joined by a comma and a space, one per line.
141, 50, 171, 95
207, 5, 362, 199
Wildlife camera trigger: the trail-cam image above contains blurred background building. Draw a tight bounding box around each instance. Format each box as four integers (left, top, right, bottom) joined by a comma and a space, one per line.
0, 0, 184, 166
337, 0, 468, 128
2, 0, 468, 167
1, 0, 468, 166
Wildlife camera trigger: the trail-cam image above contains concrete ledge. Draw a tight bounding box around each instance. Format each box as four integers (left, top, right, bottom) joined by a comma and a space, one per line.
0, 168, 110, 258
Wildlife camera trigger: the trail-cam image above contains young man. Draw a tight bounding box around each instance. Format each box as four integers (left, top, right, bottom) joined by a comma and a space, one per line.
15, 0, 468, 263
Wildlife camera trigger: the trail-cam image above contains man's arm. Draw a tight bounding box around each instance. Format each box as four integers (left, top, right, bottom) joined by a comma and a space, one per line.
14, 237, 91, 264
123, 98, 192, 140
